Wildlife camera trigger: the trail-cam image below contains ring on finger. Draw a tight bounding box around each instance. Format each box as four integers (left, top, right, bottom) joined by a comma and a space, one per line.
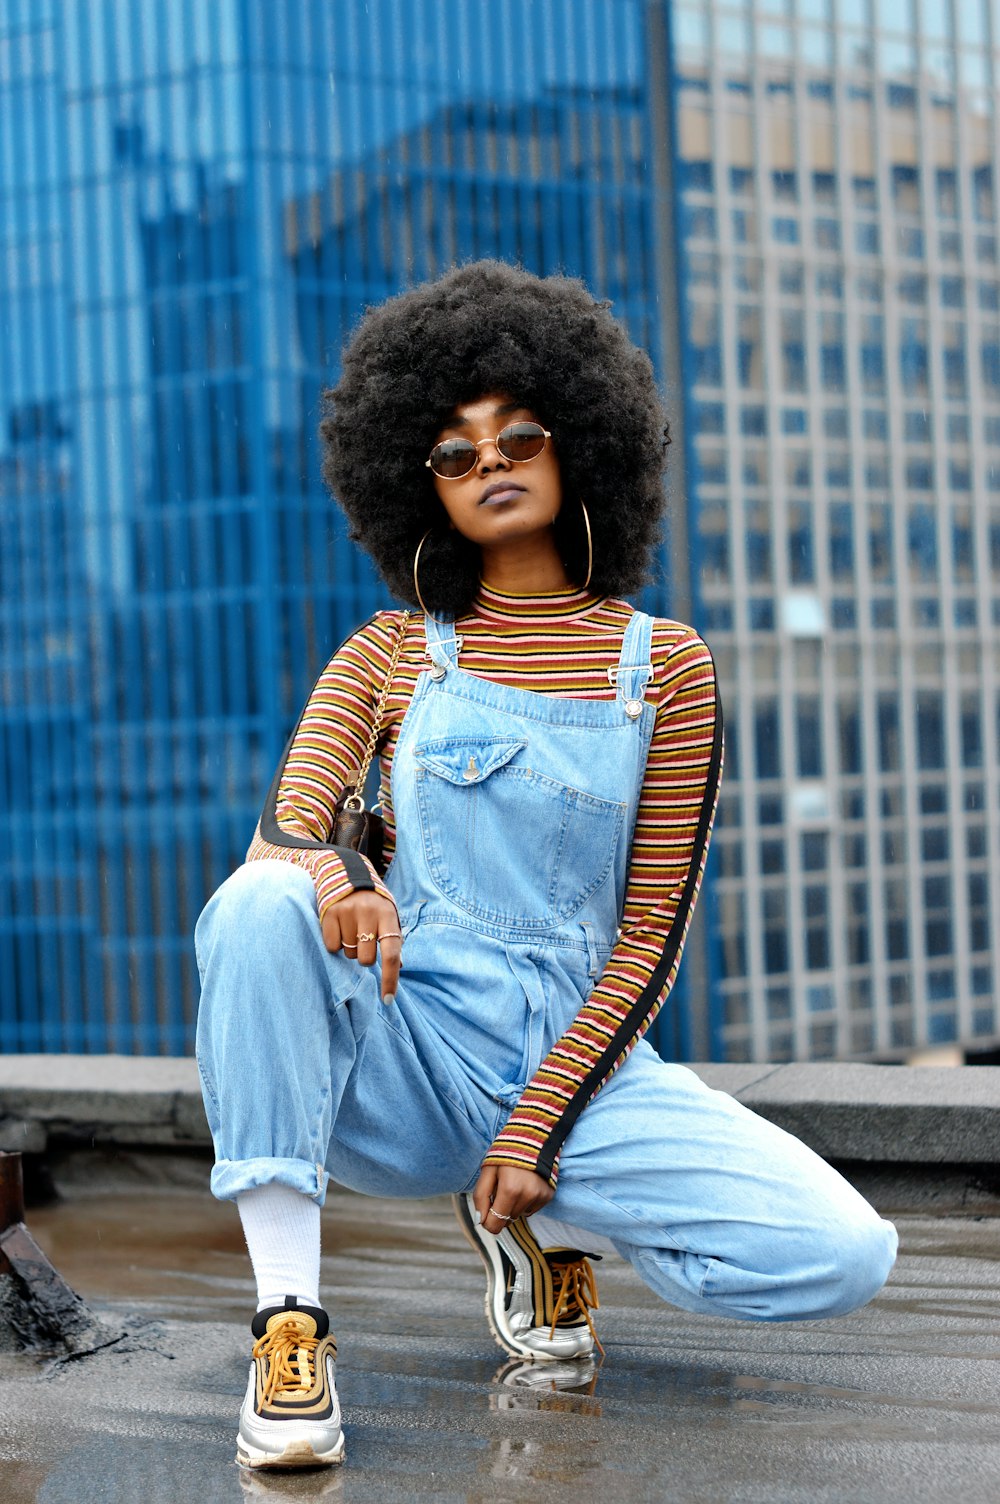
488, 1209, 512, 1221
357, 931, 377, 944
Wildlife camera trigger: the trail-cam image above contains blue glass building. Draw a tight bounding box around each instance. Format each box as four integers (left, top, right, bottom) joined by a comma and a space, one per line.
0, 0, 698, 1055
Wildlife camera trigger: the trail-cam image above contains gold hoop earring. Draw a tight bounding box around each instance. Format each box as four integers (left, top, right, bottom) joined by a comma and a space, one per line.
413, 528, 433, 615
580, 500, 593, 591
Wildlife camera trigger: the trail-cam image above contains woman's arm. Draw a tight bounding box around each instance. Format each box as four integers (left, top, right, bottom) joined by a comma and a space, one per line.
246, 611, 408, 919
481, 627, 724, 1188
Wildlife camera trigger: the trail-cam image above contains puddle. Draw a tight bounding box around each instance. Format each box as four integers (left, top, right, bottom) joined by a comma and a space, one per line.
3, 1188, 1000, 1503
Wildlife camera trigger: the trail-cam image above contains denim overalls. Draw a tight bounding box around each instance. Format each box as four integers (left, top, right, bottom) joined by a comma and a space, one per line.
196, 612, 897, 1323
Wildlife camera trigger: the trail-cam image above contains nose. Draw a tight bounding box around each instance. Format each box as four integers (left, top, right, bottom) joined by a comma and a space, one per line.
475, 438, 510, 474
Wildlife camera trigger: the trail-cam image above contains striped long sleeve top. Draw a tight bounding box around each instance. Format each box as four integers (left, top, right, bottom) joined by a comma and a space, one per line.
247, 583, 723, 1186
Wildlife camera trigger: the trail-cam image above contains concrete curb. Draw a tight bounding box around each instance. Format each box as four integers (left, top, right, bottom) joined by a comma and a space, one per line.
0, 1057, 207, 1155
1, 1056, 999, 1164
693, 1062, 1000, 1163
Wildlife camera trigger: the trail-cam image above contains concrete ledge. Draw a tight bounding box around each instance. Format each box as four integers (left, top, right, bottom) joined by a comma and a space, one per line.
695, 1062, 1000, 1163
0, 1056, 208, 1151
1, 1056, 999, 1164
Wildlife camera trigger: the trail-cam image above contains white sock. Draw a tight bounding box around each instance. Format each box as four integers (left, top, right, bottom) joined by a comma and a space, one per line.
236, 1182, 322, 1312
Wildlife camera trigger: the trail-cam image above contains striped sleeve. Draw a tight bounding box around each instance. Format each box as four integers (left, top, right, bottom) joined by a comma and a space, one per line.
246, 612, 407, 918
481, 630, 724, 1187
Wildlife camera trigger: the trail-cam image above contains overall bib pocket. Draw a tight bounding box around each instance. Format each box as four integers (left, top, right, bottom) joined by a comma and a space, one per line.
413, 735, 626, 930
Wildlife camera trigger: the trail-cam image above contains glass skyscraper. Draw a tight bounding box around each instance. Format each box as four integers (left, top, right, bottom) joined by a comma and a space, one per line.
0, 0, 685, 1054
1, 0, 996, 1063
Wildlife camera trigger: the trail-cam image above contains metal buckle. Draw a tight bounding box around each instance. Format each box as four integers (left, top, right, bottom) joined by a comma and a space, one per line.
425, 634, 463, 682
607, 664, 653, 686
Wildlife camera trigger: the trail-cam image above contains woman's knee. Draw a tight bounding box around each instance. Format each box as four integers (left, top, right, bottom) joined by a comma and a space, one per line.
814, 1211, 898, 1318
701, 1210, 897, 1323
195, 859, 347, 1061
207, 858, 315, 918
753, 1205, 899, 1323
196, 860, 317, 958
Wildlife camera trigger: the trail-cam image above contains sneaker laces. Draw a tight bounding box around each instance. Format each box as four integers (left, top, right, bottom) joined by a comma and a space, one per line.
253, 1314, 320, 1405
546, 1252, 604, 1356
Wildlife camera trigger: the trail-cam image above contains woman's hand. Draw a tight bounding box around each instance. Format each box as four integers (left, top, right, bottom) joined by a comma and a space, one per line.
322, 891, 402, 1002
472, 1162, 554, 1233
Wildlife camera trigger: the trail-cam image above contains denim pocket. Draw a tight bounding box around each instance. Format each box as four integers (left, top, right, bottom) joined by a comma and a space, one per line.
414, 735, 626, 930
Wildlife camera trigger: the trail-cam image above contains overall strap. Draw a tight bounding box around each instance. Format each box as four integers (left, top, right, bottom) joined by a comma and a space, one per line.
608, 611, 655, 720
422, 614, 463, 676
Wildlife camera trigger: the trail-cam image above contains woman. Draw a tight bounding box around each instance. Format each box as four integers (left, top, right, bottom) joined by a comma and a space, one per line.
195, 260, 897, 1471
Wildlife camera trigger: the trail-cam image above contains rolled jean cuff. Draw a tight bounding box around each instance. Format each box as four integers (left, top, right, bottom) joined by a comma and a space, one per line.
210, 1156, 329, 1205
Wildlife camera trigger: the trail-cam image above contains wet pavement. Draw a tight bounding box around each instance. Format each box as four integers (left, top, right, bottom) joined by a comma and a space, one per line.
1, 1157, 999, 1503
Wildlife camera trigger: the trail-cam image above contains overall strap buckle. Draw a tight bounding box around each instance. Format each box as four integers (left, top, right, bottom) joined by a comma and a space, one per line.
423, 614, 463, 679
607, 665, 654, 719
610, 611, 656, 719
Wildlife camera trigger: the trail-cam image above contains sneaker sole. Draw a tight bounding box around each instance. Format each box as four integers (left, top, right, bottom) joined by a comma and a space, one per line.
453, 1193, 568, 1363
236, 1433, 346, 1470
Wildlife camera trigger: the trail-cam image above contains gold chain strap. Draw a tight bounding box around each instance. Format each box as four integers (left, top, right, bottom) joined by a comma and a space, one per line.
343, 610, 411, 811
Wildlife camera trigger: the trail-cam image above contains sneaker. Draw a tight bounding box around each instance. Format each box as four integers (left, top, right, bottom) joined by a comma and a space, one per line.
453, 1193, 602, 1362
236, 1298, 345, 1470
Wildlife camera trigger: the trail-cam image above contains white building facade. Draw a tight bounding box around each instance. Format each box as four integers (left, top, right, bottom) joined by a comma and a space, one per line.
672, 0, 1000, 1059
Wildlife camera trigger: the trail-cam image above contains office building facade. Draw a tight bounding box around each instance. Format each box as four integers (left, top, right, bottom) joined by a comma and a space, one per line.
1, 0, 996, 1062
672, 0, 1000, 1058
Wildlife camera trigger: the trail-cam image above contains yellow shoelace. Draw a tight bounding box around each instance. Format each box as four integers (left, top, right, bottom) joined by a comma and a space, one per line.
548, 1256, 604, 1356
253, 1316, 320, 1405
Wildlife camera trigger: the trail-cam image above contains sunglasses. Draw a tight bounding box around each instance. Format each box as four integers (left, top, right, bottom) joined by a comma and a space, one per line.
425, 421, 551, 479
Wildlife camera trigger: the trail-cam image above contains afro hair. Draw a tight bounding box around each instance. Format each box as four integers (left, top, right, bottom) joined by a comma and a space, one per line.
319, 260, 670, 617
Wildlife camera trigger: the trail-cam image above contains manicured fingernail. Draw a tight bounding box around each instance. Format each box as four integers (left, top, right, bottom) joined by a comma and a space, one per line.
382, 992, 396, 1006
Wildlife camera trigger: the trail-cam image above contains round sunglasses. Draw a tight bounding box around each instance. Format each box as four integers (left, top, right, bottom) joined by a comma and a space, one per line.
425, 421, 551, 480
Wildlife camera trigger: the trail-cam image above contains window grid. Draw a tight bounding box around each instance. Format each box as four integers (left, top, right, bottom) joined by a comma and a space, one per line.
678, 0, 1000, 1061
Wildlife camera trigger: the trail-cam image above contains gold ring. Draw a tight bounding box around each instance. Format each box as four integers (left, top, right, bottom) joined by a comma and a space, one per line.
488, 1209, 512, 1221
380, 931, 403, 940
357, 932, 377, 944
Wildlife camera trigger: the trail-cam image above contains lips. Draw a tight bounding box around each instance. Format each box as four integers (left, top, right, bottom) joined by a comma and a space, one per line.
478, 481, 526, 505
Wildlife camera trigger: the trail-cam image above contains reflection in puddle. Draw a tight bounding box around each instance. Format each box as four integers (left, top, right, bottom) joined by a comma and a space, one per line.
481, 1433, 607, 1488
489, 1355, 602, 1414
238, 1465, 345, 1500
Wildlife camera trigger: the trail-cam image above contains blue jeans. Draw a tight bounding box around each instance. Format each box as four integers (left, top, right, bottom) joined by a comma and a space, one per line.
196, 859, 898, 1324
